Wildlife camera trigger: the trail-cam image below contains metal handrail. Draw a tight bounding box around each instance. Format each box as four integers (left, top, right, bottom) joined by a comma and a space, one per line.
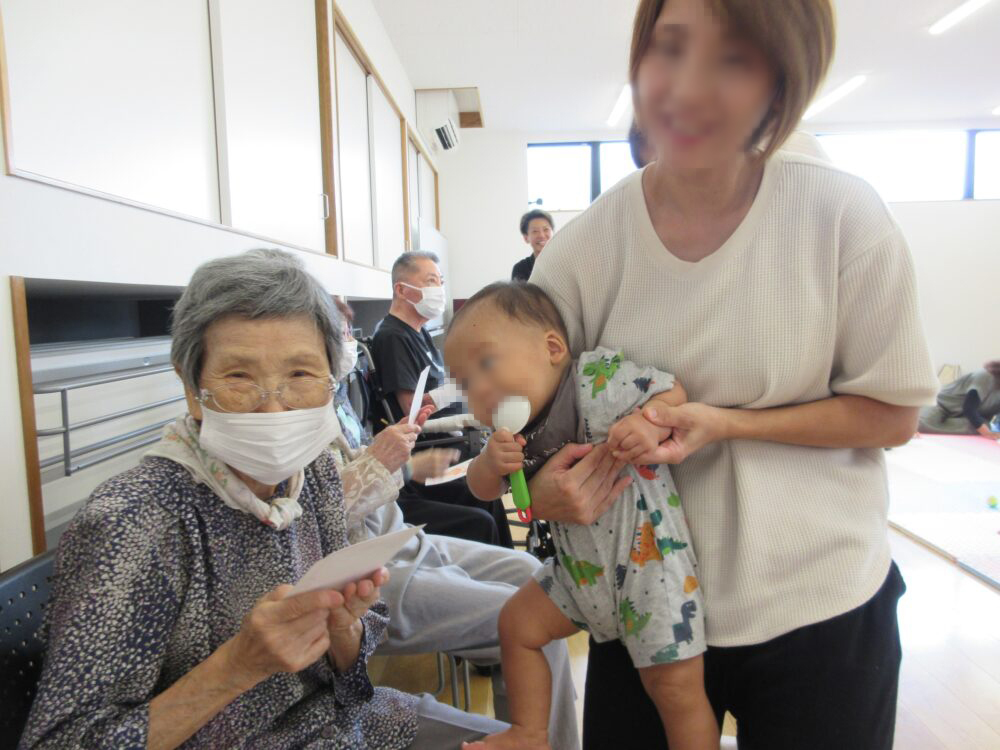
33, 362, 182, 478
34, 363, 175, 394
36, 395, 186, 436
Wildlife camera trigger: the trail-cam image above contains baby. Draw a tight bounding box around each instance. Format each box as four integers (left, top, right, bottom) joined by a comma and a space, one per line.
444, 282, 718, 750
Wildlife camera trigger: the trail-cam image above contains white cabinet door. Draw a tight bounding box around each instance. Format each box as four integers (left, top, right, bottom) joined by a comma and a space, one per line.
2, 0, 219, 221
334, 33, 374, 267
369, 81, 405, 271
212, 0, 326, 251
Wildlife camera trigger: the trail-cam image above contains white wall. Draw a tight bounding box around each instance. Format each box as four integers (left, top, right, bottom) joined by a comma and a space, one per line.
893, 200, 1000, 373
0, 0, 415, 570
438, 129, 1000, 375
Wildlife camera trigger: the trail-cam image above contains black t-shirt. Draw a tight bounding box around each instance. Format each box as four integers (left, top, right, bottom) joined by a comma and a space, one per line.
370, 313, 458, 426
511, 254, 536, 282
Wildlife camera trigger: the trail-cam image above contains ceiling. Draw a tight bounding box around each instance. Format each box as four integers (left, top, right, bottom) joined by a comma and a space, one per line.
372, 0, 1000, 132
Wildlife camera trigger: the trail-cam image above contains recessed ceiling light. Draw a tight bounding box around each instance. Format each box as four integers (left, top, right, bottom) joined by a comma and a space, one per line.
803, 75, 867, 121
929, 0, 995, 35
606, 85, 632, 127
993, 104, 1000, 116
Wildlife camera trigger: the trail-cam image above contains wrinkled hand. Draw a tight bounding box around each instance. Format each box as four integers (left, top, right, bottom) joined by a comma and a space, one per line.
483, 428, 527, 477
640, 402, 731, 464
325, 567, 389, 672
224, 587, 337, 691
367, 416, 422, 473
326, 568, 387, 635
410, 448, 461, 483
607, 409, 673, 464
527, 443, 631, 525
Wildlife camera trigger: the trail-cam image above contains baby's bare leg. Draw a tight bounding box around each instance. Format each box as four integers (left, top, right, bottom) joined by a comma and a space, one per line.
462, 579, 579, 750
638, 655, 719, 750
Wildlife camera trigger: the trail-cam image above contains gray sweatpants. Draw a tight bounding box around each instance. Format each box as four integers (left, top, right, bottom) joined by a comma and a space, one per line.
365, 502, 580, 750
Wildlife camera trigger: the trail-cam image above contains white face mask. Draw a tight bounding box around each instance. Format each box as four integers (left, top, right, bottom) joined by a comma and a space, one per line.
199, 403, 342, 485
402, 282, 447, 319
337, 340, 359, 379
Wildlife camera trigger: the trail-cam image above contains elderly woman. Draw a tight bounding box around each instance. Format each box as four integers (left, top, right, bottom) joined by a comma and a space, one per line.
20, 249, 506, 749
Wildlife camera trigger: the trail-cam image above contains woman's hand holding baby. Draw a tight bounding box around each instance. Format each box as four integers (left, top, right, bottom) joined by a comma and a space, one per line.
484, 428, 527, 477
608, 409, 674, 464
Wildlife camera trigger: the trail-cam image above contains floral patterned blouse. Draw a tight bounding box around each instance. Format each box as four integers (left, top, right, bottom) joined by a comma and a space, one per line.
19, 450, 419, 749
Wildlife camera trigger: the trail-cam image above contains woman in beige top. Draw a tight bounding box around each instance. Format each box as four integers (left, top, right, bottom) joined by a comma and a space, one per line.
522, 1, 938, 748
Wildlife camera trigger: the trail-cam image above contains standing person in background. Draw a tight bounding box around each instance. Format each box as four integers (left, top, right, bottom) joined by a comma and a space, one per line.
512, 210, 555, 282
919, 361, 1000, 438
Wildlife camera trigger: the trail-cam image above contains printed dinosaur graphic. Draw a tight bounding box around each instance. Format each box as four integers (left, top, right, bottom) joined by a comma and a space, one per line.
637, 465, 659, 481
560, 554, 605, 588
620, 597, 652, 637
633, 376, 654, 393
657, 536, 689, 555
615, 564, 628, 590
631, 522, 663, 566
582, 352, 623, 398
650, 600, 699, 664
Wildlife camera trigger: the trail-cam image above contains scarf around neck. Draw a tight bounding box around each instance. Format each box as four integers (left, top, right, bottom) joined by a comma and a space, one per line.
145, 415, 304, 530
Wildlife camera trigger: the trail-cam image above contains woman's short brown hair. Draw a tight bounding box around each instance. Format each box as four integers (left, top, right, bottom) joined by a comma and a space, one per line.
628, 0, 835, 160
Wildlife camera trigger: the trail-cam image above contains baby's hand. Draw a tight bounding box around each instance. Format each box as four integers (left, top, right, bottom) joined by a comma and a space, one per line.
608, 410, 672, 465
484, 428, 527, 477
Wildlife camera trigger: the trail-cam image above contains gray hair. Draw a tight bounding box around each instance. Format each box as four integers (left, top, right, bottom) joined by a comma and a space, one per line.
391, 251, 439, 286
171, 248, 343, 390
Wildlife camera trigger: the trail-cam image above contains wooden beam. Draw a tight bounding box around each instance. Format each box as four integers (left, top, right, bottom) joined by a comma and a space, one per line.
400, 117, 411, 251
0, 3, 16, 174
459, 111, 482, 128
315, 0, 339, 257
10, 277, 46, 554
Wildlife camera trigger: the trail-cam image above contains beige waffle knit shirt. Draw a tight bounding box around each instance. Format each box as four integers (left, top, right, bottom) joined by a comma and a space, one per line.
530, 151, 938, 647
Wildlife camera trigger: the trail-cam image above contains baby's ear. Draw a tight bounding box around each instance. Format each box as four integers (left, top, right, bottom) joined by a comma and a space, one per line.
545, 330, 569, 363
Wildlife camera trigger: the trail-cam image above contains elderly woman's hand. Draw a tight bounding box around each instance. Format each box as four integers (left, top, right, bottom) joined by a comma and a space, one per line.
527, 442, 632, 525
367, 416, 422, 473
325, 568, 389, 672
223, 587, 337, 692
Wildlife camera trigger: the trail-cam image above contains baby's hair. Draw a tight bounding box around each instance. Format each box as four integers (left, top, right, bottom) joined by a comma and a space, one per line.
448, 281, 569, 341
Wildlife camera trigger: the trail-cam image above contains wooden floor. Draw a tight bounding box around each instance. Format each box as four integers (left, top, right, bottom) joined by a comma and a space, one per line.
372, 529, 1000, 748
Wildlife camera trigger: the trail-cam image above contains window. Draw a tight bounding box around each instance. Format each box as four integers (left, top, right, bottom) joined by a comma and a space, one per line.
527, 144, 592, 211
599, 141, 639, 193
817, 131, 968, 202
974, 131, 1000, 200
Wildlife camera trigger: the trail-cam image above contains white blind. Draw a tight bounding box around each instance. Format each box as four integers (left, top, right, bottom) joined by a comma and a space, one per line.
369, 81, 405, 271
2, 0, 219, 220
211, 0, 326, 251
334, 33, 374, 266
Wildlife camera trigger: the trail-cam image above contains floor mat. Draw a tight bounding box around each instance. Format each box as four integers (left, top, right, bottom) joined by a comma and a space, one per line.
887, 435, 1000, 589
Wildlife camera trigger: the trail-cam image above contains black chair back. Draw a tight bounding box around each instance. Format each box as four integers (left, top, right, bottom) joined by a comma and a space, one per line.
0, 551, 56, 750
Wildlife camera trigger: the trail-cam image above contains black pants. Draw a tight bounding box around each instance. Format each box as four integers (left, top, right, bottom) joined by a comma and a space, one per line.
397, 479, 513, 549
583, 562, 906, 750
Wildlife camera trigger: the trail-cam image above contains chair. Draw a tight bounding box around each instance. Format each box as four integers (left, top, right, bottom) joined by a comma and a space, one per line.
0, 551, 56, 750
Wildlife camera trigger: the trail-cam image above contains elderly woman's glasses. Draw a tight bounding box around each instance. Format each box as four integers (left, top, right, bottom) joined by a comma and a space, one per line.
197, 376, 335, 414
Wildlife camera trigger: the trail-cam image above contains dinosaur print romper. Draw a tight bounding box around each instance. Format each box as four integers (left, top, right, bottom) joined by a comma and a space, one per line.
524, 347, 706, 667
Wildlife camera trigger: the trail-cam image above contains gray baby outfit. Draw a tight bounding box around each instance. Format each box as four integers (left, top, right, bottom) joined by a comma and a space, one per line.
523, 347, 706, 667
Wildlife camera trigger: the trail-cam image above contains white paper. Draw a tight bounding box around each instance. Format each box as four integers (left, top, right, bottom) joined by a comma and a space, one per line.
424, 457, 474, 486
408, 366, 431, 424
290, 525, 423, 595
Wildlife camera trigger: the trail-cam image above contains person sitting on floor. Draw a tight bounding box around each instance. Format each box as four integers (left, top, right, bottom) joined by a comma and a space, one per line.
919, 361, 1000, 439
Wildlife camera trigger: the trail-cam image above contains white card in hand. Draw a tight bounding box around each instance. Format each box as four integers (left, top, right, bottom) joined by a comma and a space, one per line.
290, 525, 423, 595
408, 366, 431, 424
